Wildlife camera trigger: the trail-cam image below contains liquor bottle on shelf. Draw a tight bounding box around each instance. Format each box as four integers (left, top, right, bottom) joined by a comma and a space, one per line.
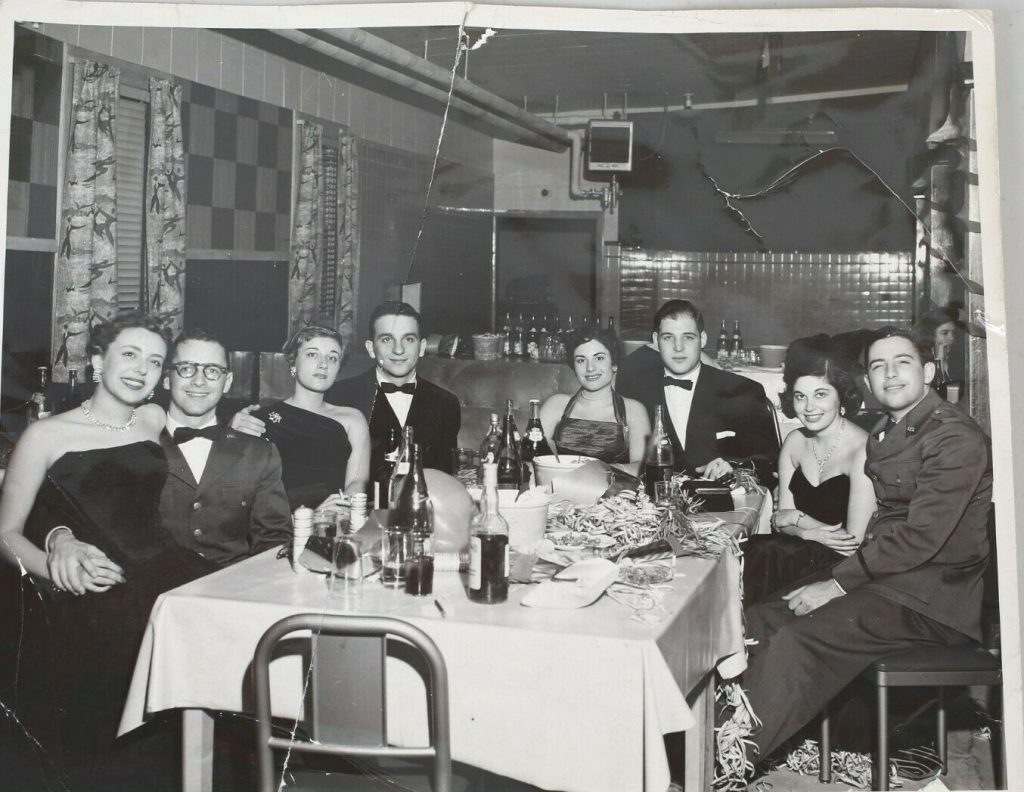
387, 426, 414, 509
496, 400, 523, 490
607, 316, 616, 333
526, 315, 540, 360
537, 316, 549, 358
501, 312, 513, 357
512, 314, 525, 357
641, 405, 675, 498
563, 314, 574, 344
732, 320, 744, 357
391, 442, 435, 596
717, 320, 730, 362
63, 367, 83, 412
478, 412, 501, 481
27, 366, 54, 423
468, 462, 509, 604
373, 428, 401, 509
520, 399, 548, 483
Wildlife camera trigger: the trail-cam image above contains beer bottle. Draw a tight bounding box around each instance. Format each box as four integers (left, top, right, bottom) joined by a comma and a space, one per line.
642, 405, 675, 498
496, 400, 523, 490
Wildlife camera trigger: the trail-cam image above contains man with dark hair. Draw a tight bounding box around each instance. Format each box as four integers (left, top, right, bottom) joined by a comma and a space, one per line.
327, 301, 461, 476
725, 325, 992, 771
618, 299, 779, 482
158, 330, 291, 565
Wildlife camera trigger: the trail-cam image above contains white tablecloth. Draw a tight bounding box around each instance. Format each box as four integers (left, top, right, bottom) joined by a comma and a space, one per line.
122, 498, 760, 792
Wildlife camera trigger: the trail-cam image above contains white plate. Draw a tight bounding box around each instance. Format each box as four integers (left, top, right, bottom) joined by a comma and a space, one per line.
521, 559, 620, 609
548, 531, 616, 551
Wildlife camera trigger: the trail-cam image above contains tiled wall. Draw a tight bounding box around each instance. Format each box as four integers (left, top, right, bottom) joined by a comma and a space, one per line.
181, 82, 292, 253
8, 29, 62, 240
37, 24, 494, 174
617, 249, 916, 346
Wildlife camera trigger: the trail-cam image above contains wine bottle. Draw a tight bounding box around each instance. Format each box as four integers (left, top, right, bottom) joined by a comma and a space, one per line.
373, 428, 401, 509
642, 405, 675, 498
391, 443, 435, 596
732, 320, 744, 355
388, 426, 414, 509
716, 321, 730, 359
496, 399, 523, 490
468, 462, 509, 604
478, 412, 501, 482
63, 367, 83, 412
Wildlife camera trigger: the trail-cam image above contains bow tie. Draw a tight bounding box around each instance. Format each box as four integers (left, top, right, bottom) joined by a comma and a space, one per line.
662, 377, 694, 390
173, 425, 225, 444
380, 382, 416, 395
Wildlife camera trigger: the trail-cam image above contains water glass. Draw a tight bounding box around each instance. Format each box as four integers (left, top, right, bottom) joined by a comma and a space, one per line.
381, 526, 406, 589
326, 534, 363, 599
654, 480, 677, 505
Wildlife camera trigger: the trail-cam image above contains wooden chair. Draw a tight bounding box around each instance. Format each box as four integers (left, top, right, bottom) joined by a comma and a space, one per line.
253, 614, 453, 792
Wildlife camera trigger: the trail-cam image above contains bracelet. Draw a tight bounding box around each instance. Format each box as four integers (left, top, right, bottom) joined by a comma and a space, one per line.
795, 512, 805, 529
45, 526, 73, 554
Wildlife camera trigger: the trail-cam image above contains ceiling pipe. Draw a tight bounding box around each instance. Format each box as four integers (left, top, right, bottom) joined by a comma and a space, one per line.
273, 28, 570, 152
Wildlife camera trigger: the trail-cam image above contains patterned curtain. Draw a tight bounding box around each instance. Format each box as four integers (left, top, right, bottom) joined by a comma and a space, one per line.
51, 60, 120, 381
334, 130, 360, 347
288, 121, 322, 336
145, 78, 187, 338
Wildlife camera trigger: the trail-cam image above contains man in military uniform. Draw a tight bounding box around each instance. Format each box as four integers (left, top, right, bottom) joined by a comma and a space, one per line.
731, 325, 993, 764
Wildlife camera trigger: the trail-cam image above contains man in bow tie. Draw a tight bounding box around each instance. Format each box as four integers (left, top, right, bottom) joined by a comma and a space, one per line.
619, 299, 779, 483
159, 331, 290, 566
326, 301, 461, 477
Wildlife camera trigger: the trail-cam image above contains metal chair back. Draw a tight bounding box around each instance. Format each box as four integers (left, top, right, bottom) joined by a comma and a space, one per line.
253, 613, 452, 792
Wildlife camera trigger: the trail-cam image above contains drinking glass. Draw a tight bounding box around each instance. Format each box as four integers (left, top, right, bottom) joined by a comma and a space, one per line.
326, 534, 363, 599
381, 527, 406, 589
654, 480, 677, 506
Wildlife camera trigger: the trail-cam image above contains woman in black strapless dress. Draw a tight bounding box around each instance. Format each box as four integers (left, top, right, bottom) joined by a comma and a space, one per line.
0, 316, 215, 789
743, 336, 876, 604
539, 327, 651, 464
252, 326, 369, 510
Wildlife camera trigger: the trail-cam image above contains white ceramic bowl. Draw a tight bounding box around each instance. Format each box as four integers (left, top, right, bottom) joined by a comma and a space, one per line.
533, 455, 597, 488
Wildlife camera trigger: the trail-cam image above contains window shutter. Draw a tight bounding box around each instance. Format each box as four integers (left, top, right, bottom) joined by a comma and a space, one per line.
114, 96, 148, 314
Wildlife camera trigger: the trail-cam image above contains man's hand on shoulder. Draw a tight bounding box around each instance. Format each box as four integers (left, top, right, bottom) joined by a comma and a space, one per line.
783, 578, 845, 616
231, 404, 267, 437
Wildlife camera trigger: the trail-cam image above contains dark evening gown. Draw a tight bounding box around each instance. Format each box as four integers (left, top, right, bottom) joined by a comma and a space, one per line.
18, 441, 215, 788
253, 401, 352, 509
551, 389, 630, 464
742, 467, 851, 604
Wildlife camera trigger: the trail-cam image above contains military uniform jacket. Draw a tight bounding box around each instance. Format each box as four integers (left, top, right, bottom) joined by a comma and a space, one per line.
159, 429, 292, 566
327, 368, 461, 474
832, 390, 993, 641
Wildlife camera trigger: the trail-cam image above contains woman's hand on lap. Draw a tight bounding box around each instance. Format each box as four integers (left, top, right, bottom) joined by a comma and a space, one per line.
48, 533, 125, 594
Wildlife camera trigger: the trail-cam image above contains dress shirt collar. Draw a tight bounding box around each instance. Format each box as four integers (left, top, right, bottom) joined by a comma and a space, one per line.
662, 362, 702, 387
167, 414, 219, 435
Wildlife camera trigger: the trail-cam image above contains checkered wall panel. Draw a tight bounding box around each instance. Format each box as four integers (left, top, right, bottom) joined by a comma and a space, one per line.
7, 29, 62, 239
182, 81, 292, 253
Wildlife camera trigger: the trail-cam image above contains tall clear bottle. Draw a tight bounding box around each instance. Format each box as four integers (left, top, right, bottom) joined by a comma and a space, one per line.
388, 426, 414, 509
512, 314, 525, 357
731, 320, 744, 356
642, 405, 675, 498
496, 400, 523, 490
478, 412, 501, 482
391, 442, 435, 595
468, 462, 509, 603
374, 428, 401, 509
716, 320, 730, 361
501, 312, 513, 357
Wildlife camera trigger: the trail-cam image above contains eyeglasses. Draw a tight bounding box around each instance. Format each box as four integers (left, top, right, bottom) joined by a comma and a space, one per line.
170, 362, 229, 381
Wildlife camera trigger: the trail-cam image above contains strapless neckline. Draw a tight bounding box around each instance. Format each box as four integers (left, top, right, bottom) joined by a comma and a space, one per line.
789, 466, 850, 526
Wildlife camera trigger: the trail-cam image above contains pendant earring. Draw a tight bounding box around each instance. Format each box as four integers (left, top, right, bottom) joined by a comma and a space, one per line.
145, 390, 155, 400
289, 367, 297, 378
840, 406, 846, 416
92, 368, 102, 383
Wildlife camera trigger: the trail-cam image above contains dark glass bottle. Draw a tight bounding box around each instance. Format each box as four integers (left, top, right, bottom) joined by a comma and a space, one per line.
513, 313, 525, 357
501, 312, 513, 357
62, 368, 83, 412
732, 320, 744, 355
478, 412, 501, 481
373, 428, 401, 509
717, 320, 730, 358
642, 405, 675, 498
391, 442, 435, 596
468, 462, 509, 604
496, 399, 523, 490
28, 366, 54, 423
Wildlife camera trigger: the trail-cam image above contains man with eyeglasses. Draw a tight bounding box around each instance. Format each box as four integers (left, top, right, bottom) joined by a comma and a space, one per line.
157, 330, 291, 566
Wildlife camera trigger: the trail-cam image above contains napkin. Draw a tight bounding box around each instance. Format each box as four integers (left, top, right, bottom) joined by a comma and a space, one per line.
521, 559, 619, 609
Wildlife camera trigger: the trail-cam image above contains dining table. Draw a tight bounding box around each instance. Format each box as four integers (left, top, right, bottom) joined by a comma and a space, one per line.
120, 489, 766, 792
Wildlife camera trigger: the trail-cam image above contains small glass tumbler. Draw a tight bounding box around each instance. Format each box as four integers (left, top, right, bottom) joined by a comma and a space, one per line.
654, 480, 677, 506
381, 526, 406, 589
326, 534, 363, 599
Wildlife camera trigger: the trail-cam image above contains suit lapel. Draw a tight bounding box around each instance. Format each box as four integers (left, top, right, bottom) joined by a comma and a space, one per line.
160, 430, 198, 488
685, 370, 718, 462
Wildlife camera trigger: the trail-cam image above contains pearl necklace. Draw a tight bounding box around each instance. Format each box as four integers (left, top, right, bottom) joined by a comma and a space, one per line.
811, 417, 845, 473
81, 399, 137, 432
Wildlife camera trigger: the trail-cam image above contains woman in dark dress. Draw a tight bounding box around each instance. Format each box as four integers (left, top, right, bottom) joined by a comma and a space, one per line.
253, 326, 369, 510
538, 328, 651, 464
0, 316, 215, 789
742, 336, 875, 604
